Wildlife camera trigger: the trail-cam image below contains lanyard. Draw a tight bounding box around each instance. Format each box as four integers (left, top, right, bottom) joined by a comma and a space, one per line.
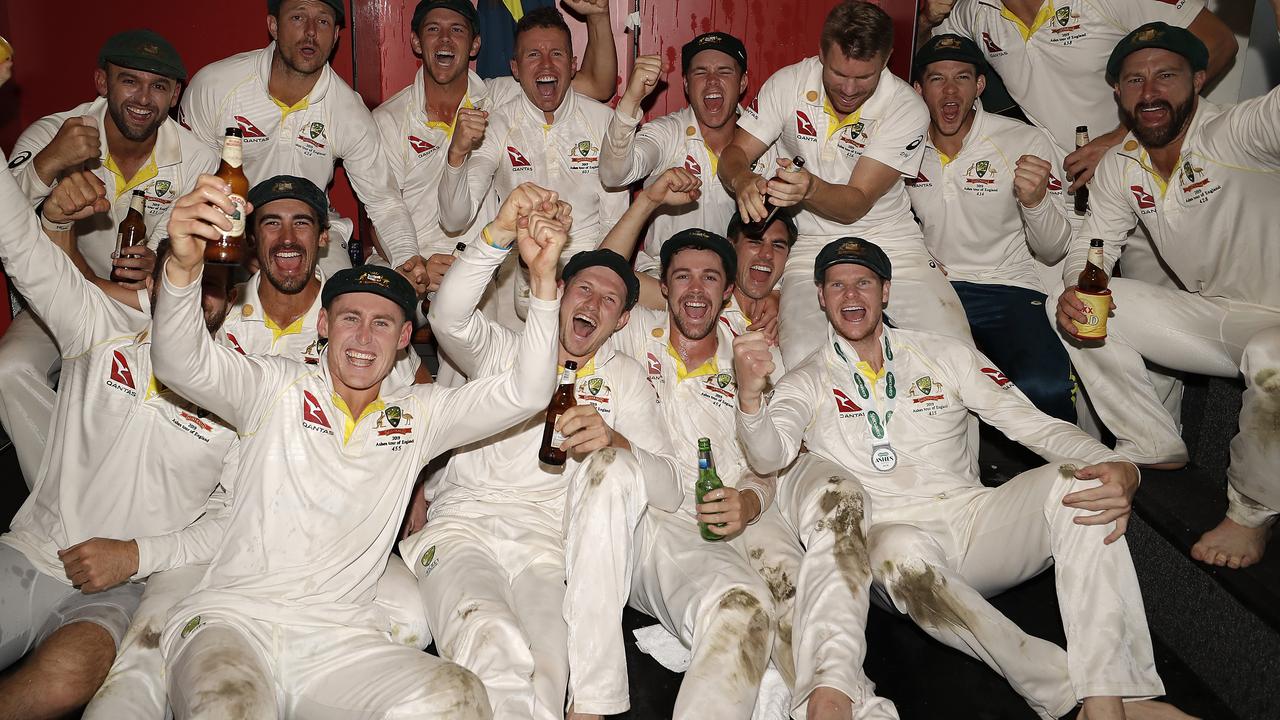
834, 331, 899, 472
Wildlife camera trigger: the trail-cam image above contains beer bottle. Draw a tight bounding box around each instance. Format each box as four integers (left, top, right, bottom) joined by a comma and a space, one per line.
347, 235, 363, 267
111, 190, 147, 283
539, 360, 578, 466
1073, 126, 1090, 216
696, 437, 726, 542
205, 127, 249, 265
425, 241, 468, 303
747, 156, 806, 234
1073, 238, 1110, 340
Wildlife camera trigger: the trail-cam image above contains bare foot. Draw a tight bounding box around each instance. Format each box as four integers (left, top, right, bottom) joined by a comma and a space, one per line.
1123, 699, 1199, 719
806, 686, 852, 719
1191, 517, 1272, 569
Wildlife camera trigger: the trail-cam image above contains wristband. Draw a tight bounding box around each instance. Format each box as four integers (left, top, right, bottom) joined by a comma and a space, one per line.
40, 213, 73, 233
482, 225, 510, 250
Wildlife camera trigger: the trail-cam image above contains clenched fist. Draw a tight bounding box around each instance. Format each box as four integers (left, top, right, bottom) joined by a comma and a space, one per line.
41, 169, 110, 224
35, 116, 101, 186
640, 166, 702, 207
447, 107, 489, 168
58, 538, 139, 594
733, 330, 774, 413
619, 54, 667, 115
1013, 154, 1053, 209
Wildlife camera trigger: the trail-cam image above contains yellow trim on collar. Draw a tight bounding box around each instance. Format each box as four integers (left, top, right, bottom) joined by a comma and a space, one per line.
331, 394, 387, 445
821, 97, 862, 140
426, 97, 474, 138
1137, 149, 1171, 197
667, 344, 718, 382
264, 314, 306, 345
272, 94, 311, 123
561, 357, 597, 379
937, 150, 953, 168
854, 360, 886, 391
999, 0, 1056, 42
104, 154, 158, 199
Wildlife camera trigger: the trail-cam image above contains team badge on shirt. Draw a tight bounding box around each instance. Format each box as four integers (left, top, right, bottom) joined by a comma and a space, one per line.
301, 338, 325, 365
835, 121, 868, 159
374, 405, 414, 449
567, 140, 600, 173
908, 375, 949, 415
1048, 5, 1086, 44
420, 545, 440, 576
296, 121, 328, 157
963, 160, 1000, 196
1178, 159, 1221, 205
170, 401, 225, 444
697, 371, 737, 409
301, 390, 334, 435
106, 350, 139, 397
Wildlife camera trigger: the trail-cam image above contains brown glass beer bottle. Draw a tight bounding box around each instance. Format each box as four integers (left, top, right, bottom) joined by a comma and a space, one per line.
539, 361, 578, 466
205, 127, 249, 265
111, 190, 147, 283
1073, 238, 1110, 340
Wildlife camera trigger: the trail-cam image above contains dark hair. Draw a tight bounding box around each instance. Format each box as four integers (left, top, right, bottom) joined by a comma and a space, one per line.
514, 7, 572, 49
726, 212, 798, 247
821, 0, 894, 61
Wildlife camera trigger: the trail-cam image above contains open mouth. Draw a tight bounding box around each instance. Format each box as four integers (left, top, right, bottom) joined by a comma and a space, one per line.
840, 305, 867, 323
939, 100, 962, 125
747, 263, 772, 285
571, 313, 597, 340
298, 44, 318, 60
534, 73, 559, 101
433, 49, 457, 67
346, 349, 376, 368
703, 91, 724, 114
682, 299, 710, 321
124, 105, 155, 124
1136, 102, 1171, 126
272, 247, 304, 274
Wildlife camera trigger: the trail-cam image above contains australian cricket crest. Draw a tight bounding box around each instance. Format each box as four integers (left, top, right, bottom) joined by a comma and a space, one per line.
567, 139, 599, 173
836, 120, 868, 159
375, 405, 414, 450
699, 370, 737, 408
1178, 155, 1220, 205
1048, 4, 1086, 44
908, 375, 948, 415
296, 120, 328, 156
577, 375, 613, 417
963, 159, 999, 196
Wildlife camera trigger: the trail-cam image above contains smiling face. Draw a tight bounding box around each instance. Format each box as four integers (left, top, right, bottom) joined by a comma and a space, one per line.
817, 263, 889, 345
511, 25, 575, 115
915, 60, 985, 140
820, 46, 886, 116
685, 49, 747, 131
662, 248, 734, 342
319, 293, 411, 394
558, 265, 631, 360
253, 198, 328, 294
413, 7, 480, 85
268, 0, 339, 76
732, 222, 790, 301
1115, 48, 1203, 150
96, 65, 179, 142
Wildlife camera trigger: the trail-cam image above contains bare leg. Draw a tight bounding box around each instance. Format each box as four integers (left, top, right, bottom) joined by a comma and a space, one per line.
0, 621, 115, 720
1191, 517, 1274, 569
1079, 699, 1199, 720
806, 686, 852, 720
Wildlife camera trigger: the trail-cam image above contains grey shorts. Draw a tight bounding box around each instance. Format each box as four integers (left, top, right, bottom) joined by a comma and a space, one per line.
0, 542, 144, 669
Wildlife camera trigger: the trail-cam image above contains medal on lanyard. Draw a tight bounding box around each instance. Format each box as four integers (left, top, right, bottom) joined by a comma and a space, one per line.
838, 333, 898, 472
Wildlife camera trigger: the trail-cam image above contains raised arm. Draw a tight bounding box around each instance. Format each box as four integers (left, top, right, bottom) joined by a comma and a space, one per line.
1012, 135, 1071, 264
11, 114, 101, 202
338, 101, 420, 266
599, 54, 669, 187
733, 331, 810, 474
428, 183, 564, 376
439, 115, 502, 233
564, 0, 619, 102
152, 175, 279, 428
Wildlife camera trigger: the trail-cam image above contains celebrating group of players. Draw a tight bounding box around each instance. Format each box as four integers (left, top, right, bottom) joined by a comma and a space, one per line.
0, 0, 1276, 718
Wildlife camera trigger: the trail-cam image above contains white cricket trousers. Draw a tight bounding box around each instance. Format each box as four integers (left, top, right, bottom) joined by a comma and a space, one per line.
165, 612, 489, 720
868, 462, 1163, 720
0, 310, 58, 489
739, 454, 899, 720
1063, 277, 1280, 526
778, 235, 973, 368
85, 561, 431, 719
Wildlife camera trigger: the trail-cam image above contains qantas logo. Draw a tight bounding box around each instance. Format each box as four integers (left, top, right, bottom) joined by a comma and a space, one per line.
833, 388, 862, 413
746, 96, 760, 116
110, 351, 136, 388
301, 390, 333, 431
225, 332, 247, 355
979, 367, 1012, 387
1130, 185, 1156, 210
234, 115, 267, 139
981, 32, 1004, 54
683, 154, 702, 175
408, 136, 437, 155
506, 146, 532, 168
1047, 173, 1063, 191
906, 171, 929, 186
795, 110, 817, 140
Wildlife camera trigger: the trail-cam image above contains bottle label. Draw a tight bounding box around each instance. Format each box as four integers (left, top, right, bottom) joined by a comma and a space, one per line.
129, 193, 146, 214
550, 425, 567, 449
222, 136, 243, 168
222, 194, 246, 237
1086, 246, 1105, 269
1073, 290, 1110, 338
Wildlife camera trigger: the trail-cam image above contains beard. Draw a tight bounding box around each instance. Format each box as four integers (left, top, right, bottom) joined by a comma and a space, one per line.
670, 299, 722, 341
106, 101, 164, 142
261, 248, 317, 294
1121, 95, 1196, 149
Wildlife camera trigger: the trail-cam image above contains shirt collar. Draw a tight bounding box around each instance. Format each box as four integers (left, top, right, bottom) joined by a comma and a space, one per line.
519, 85, 576, 128
259, 42, 332, 104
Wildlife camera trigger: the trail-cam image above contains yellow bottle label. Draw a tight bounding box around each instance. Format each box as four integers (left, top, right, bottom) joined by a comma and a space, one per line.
1073, 290, 1110, 339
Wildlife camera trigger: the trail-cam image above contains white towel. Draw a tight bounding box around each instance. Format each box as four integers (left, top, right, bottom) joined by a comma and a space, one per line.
631, 624, 792, 719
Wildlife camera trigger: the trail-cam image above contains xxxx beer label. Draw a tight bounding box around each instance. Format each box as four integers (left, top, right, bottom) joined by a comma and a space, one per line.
1073, 289, 1110, 339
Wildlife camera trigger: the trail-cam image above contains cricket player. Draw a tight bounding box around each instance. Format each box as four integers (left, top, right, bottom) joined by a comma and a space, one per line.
600, 31, 777, 277
735, 237, 1187, 720
401, 184, 682, 720
1, 29, 215, 488
437, 7, 627, 272
149, 172, 569, 718
81, 175, 428, 720
599, 172, 897, 720
1056, 24, 1280, 568
906, 35, 1075, 421
718, 0, 972, 368
0, 157, 236, 719
178, 0, 422, 279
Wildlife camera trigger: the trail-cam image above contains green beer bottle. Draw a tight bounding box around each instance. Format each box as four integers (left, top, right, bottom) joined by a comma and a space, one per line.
696, 437, 726, 542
